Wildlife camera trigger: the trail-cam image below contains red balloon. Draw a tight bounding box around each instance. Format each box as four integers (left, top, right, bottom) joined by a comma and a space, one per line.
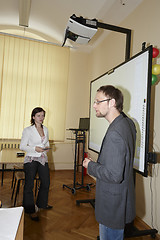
152, 48, 159, 58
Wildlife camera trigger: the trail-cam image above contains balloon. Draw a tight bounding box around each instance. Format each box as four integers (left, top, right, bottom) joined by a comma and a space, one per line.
152, 48, 159, 58
152, 64, 160, 75
152, 74, 158, 85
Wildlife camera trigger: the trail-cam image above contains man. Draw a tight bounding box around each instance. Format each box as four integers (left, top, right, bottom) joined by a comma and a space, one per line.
83, 85, 136, 240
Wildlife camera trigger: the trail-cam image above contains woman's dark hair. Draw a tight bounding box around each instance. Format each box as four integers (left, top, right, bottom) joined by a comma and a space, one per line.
97, 85, 123, 112
30, 107, 46, 125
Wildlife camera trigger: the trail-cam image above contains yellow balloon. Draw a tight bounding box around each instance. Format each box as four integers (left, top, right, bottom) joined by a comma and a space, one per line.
152, 64, 160, 75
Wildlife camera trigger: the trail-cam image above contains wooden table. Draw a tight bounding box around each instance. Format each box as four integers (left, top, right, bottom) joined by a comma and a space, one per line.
0, 148, 25, 186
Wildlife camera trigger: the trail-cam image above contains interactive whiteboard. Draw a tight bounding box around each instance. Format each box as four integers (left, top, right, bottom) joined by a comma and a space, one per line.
89, 46, 152, 176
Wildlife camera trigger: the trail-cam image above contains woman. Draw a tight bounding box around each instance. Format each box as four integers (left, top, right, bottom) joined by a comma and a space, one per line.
20, 107, 52, 221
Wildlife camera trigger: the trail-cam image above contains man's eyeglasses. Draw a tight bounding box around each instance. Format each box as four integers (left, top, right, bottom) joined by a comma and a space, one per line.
94, 98, 111, 105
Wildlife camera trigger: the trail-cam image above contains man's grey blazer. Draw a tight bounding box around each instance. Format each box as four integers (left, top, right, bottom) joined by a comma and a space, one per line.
88, 113, 136, 229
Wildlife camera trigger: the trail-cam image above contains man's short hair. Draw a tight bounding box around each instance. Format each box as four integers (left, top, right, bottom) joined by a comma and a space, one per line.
97, 85, 123, 112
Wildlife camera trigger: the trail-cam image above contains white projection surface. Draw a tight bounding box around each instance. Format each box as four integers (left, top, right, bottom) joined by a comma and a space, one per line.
89, 47, 152, 175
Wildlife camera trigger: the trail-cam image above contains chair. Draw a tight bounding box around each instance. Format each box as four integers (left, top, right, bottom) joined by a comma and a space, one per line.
0, 143, 21, 186
11, 164, 24, 189
11, 171, 40, 207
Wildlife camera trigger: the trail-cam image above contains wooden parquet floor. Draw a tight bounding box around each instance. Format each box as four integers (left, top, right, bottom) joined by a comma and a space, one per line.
0, 170, 160, 240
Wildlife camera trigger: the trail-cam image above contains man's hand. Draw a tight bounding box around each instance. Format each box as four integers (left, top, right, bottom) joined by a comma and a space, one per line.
83, 158, 92, 168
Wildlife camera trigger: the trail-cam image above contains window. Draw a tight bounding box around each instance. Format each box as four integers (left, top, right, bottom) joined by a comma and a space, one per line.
0, 34, 70, 141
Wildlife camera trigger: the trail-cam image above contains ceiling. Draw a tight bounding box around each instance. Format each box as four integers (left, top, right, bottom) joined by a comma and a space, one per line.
0, 0, 143, 51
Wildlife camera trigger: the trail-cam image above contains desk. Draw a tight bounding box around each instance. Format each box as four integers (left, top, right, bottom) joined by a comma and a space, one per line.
0, 148, 25, 186
0, 206, 24, 240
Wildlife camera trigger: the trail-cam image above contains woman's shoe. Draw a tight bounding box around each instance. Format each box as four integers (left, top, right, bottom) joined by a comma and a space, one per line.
30, 212, 39, 221
45, 205, 53, 210
37, 204, 53, 210
35, 204, 39, 213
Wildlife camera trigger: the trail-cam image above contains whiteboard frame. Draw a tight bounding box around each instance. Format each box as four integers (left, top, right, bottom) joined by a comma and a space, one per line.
88, 46, 153, 177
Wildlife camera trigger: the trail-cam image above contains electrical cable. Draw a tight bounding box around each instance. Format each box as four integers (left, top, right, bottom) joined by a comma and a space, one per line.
149, 163, 154, 228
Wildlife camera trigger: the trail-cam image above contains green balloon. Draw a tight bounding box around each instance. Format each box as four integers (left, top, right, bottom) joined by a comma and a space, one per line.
152, 74, 158, 85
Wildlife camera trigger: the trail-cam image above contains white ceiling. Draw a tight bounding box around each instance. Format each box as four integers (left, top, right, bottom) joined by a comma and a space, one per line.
0, 0, 143, 50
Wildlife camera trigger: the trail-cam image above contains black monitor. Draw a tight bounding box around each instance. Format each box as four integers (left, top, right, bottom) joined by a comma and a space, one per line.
69, 118, 90, 132
79, 118, 90, 131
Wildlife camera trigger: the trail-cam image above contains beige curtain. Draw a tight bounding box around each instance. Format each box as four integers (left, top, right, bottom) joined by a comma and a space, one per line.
0, 34, 70, 141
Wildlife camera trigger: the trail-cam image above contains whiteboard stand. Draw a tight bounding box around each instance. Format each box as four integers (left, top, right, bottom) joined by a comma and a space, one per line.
124, 170, 158, 238
76, 171, 158, 239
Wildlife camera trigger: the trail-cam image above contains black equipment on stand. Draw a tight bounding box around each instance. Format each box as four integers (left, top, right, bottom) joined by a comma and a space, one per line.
63, 128, 92, 194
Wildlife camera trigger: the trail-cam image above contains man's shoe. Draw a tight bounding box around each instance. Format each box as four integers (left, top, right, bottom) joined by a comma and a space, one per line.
30, 212, 39, 221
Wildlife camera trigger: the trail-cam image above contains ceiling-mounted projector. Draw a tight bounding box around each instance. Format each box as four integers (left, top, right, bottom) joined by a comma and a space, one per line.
62, 14, 98, 47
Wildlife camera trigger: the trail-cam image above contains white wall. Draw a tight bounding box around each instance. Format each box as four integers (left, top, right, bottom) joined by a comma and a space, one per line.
48, 49, 90, 170
87, 0, 160, 233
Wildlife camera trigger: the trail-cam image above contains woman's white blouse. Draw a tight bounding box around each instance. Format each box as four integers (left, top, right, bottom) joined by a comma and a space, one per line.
20, 125, 49, 159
